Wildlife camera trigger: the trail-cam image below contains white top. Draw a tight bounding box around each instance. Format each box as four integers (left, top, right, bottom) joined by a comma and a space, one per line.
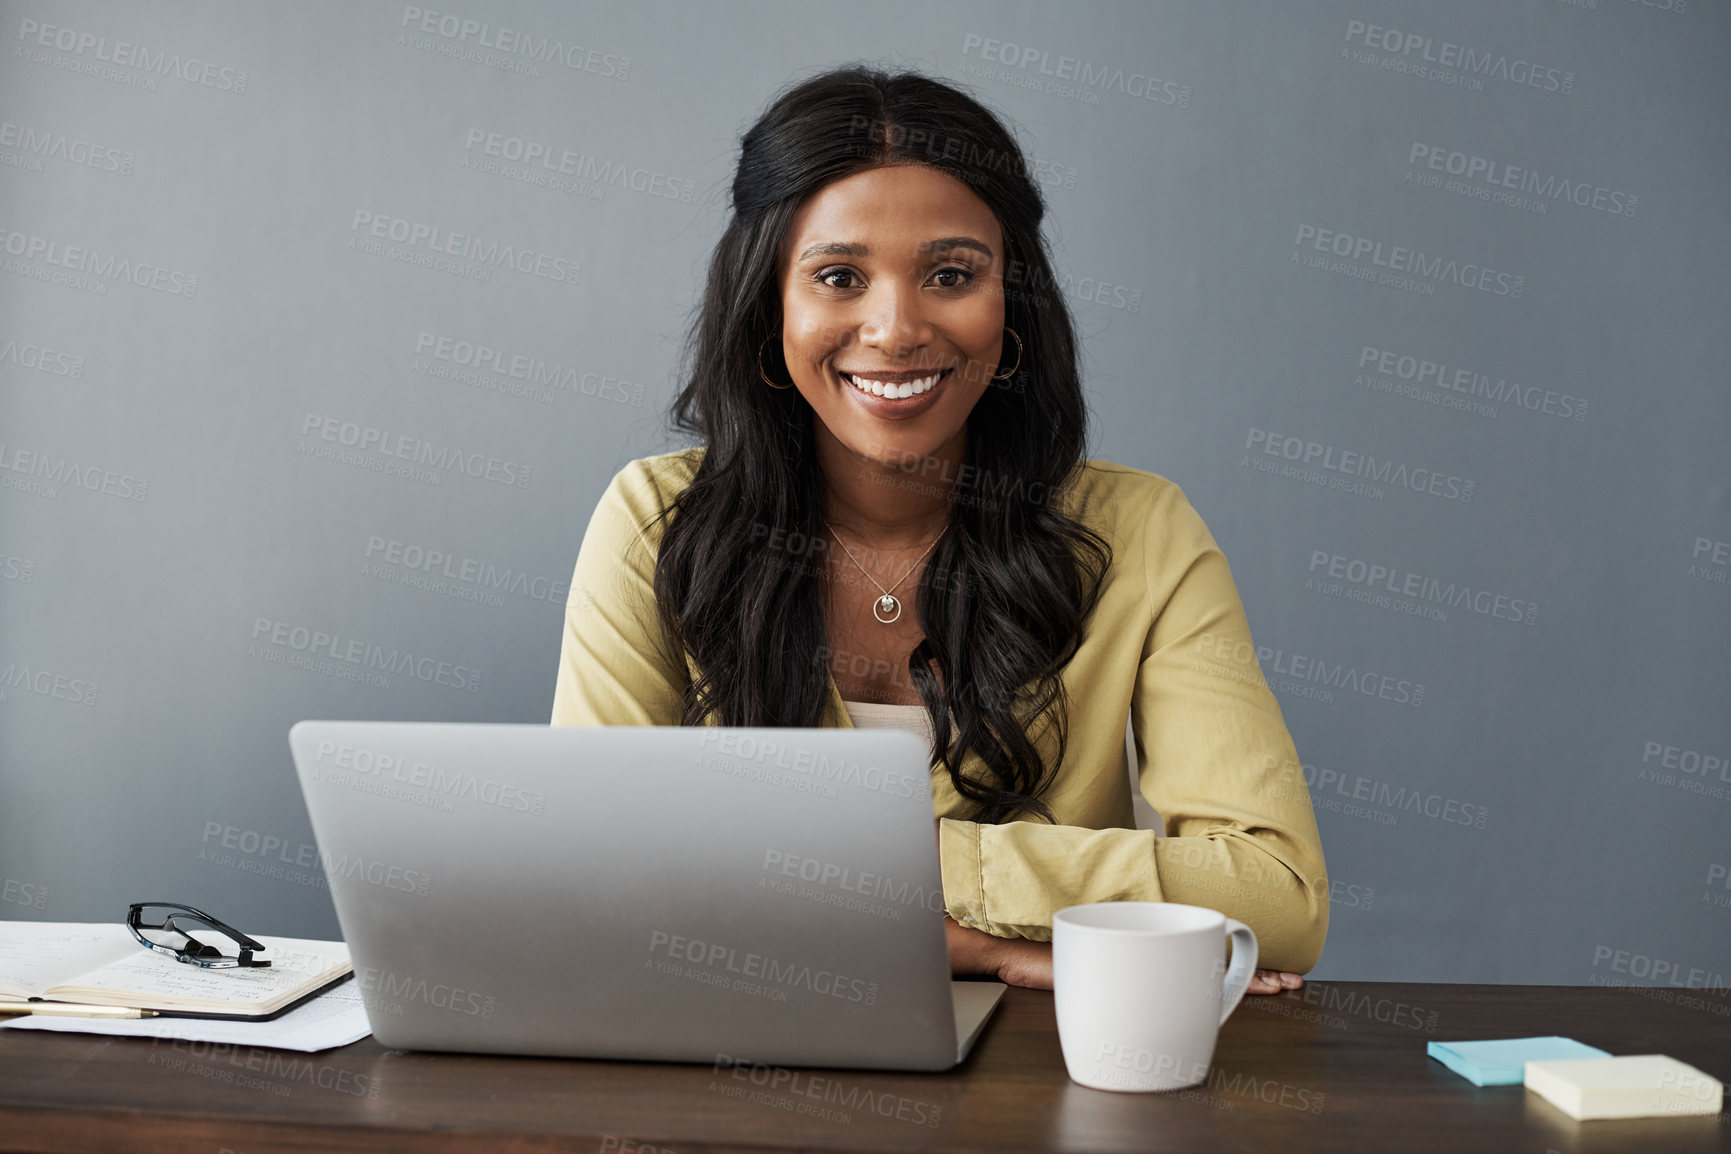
840, 699, 936, 745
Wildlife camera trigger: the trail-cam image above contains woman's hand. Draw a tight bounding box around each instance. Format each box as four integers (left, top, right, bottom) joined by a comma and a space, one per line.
945, 915, 1053, 988
1248, 969, 1304, 995
944, 916, 1305, 996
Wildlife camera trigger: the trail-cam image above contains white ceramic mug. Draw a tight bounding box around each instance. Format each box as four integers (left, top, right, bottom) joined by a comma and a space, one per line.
1052, 901, 1259, 1092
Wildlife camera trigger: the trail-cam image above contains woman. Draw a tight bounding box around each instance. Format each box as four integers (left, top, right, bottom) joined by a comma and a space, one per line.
552, 65, 1324, 995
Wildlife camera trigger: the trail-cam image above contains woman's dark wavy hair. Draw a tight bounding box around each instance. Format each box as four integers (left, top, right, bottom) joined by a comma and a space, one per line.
652, 64, 1110, 823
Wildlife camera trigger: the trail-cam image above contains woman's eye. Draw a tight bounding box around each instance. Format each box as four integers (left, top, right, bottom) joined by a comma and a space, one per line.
815, 266, 974, 290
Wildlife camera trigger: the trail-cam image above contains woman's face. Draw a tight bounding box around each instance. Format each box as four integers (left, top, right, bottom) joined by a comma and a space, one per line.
776, 163, 1007, 470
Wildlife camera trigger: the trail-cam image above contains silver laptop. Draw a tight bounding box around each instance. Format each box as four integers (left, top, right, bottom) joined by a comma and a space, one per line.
287, 721, 1005, 1071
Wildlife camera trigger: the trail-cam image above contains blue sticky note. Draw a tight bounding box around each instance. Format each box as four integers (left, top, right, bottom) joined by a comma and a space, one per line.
1427, 1037, 1612, 1086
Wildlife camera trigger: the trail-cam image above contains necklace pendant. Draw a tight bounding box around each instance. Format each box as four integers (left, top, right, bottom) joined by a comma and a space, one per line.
873, 594, 902, 624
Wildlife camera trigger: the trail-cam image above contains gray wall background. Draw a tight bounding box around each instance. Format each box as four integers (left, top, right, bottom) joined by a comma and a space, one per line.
2, 0, 1726, 986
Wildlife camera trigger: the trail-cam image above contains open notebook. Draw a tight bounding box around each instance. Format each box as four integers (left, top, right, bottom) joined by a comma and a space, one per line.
0, 921, 351, 1020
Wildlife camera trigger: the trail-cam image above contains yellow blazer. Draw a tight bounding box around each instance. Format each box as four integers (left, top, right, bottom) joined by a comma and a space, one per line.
551, 448, 1328, 972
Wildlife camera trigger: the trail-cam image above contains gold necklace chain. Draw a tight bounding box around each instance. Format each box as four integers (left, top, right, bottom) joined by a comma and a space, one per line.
823, 520, 944, 624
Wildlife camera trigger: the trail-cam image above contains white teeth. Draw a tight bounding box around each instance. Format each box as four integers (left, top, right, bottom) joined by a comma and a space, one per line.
844, 371, 943, 399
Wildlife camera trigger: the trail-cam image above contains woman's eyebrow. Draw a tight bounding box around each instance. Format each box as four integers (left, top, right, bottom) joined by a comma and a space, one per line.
919, 236, 994, 259
796, 241, 869, 262
795, 236, 995, 262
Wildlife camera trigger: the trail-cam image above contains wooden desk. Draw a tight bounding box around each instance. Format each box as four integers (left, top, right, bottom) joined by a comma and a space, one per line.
3, 981, 1728, 1153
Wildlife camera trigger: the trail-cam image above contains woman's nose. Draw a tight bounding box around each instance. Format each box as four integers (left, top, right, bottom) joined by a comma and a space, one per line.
856, 281, 934, 357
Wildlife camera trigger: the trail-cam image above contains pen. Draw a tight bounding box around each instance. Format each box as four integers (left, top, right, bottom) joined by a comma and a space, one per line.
0, 1003, 160, 1019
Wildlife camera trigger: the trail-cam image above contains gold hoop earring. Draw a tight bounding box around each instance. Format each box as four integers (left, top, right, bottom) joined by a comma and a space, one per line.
758, 334, 794, 389
992, 327, 1023, 380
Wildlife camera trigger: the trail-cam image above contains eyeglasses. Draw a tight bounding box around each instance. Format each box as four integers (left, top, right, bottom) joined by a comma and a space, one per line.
126, 901, 272, 968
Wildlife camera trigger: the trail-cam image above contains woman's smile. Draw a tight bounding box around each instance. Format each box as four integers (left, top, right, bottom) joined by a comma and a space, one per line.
837, 365, 952, 418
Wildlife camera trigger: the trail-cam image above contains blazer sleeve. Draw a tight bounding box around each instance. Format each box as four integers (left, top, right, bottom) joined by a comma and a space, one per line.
550, 462, 689, 728
936, 481, 1330, 973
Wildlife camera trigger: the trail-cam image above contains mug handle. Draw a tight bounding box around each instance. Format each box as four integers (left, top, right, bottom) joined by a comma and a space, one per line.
1218, 918, 1259, 1025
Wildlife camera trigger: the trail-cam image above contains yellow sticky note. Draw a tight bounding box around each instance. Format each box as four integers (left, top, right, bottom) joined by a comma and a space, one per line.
1525, 1054, 1724, 1121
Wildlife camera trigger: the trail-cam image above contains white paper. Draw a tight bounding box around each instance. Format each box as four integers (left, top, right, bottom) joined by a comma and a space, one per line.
0, 922, 138, 998
52, 933, 349, 1008
1, 980, 373, 1053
